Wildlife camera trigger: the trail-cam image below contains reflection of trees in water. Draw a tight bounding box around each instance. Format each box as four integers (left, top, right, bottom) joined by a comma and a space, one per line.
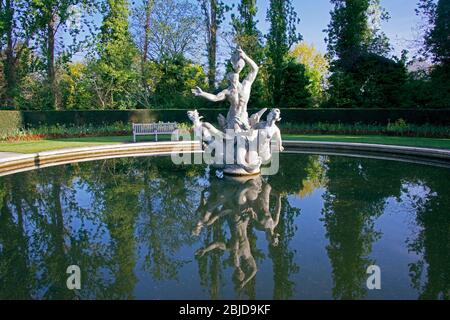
0, 177, 34, 299
298, 156, 328, 198
0, 165, 100, 299
405, 168, 450, 300
0, 157, 204, 299
320, 157, 450, 300
75, 158, 205, 298
0, 155, 311, 299
267, 155, 320, 299
2, 154, 448, 300
95, 161, 140, 299
196, 220, 227, 300
267, 196, 300, 300
194, 154, 308, 299
321, 157, 405, 300
136, 159, 202, 281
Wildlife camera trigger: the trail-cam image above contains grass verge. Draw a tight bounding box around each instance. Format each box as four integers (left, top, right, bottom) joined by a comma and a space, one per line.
1, 134, 450, 154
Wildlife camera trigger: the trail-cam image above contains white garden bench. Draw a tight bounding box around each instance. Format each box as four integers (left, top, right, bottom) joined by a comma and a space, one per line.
132, 122, 179, 142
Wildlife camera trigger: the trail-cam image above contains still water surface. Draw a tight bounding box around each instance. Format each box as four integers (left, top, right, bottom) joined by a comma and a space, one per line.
0, 154, 449, 300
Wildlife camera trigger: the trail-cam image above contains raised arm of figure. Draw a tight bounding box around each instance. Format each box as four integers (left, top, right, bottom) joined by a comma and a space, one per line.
195, 242, 228, 257
238, 48, 259, 85
191, 86, 228, 102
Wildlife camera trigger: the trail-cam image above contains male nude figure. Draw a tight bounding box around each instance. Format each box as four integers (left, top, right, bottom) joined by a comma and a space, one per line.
191, 48, 259, 132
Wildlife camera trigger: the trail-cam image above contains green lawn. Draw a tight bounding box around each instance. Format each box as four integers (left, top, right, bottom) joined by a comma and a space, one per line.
285, 134, 450, 150
0, 135, 169, 154
1, 134, 450, 154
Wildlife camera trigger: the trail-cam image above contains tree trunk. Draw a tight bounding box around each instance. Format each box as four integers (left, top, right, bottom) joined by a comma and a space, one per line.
3, 0, 17, 108
4, 51, 17, 109
142, 0, 154, 89
202, 0, 217, 91
50, 177, 73, 299
47, 17, 59, 110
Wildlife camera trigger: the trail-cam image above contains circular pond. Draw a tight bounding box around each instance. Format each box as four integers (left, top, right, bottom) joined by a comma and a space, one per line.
0, 153, 449, 300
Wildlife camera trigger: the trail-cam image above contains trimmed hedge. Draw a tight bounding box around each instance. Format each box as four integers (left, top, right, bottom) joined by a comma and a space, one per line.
1, 109, 450, 137
21, 109, 212, 127
22, 109, 450, 126
278, 109, 450, 125
0, 111, 23, 138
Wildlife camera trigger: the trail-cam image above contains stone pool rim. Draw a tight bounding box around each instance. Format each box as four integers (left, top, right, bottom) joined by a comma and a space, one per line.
1, 140, 450, 176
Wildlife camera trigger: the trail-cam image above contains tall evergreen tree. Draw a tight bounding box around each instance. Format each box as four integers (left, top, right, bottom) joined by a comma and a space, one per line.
198, 0, 230, 91
416, 0, 450, 107
96, 0, 138, 108
131, 0, 154, 89
325, 0, 405, 108
231, 0, 267, 108
418, 0, 450, 64
279, 58, 311, 108
232, 0, 262, 56
266, 0, 302, 106
325, 0, 390, 67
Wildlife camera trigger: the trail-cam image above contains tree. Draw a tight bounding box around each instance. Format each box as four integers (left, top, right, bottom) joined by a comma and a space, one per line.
417, 0, 450, 65
290, 43, 329, 107
325, 0, 390, 65
230, 0, 268, 108
59, 62, 94, 109
131, 0, 203, 105
95, 0, 139, 109
325, 0, 391, 66
324, 0, 405, 108
366, 0, 391, 56
415, 0, 450, 108
231, 0, 262, 57
132, 0, 202, 62
153, 55, 207, 108
198, 0, 231, 91
32, 0, 96, 110
130, 0, 154, 90
266, 0, 302, 106
279, 59, 311, 108
0, 0, 37, 108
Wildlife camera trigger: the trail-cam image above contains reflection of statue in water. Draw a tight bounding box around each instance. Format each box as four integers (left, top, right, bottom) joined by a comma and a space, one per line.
248, 182, 282, 246
189, 48, 283, 176
193, 175, 282, 289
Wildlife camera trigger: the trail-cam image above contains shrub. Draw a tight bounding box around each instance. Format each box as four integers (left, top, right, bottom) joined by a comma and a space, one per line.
0, 111, 23, 139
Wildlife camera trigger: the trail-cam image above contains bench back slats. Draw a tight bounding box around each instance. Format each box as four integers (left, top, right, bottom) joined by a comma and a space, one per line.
133, 122, 178, 134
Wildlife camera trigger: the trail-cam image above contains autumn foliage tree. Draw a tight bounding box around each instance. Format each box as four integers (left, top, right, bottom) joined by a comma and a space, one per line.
290, 43, 329, 107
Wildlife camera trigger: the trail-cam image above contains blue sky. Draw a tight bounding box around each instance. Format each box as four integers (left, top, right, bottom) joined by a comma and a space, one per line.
70, 0, 422, 62
250, 0, 421, 56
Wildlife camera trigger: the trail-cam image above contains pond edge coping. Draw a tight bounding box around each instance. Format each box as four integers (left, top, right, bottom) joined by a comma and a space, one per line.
0, 141, 202, 176
1, 140, 450, 176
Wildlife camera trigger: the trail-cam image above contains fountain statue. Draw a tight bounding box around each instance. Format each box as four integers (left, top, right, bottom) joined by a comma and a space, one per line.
188, 47, 283, 176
